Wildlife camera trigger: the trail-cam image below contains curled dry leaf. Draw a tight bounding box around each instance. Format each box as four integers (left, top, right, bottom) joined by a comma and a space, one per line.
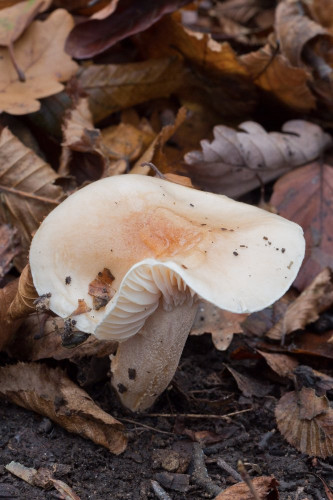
275, 387, 333, 458
6, 314, 117, 361
257, 350, 298, 378
0, 128, 66, 269
65, 0, 191, 58
214, 475, 279, 500
241, 42, 316, 112
79, 57, 186, 123
0, 224, 21, 278
191, 301, 247, 351
0, 362, 127, 454
0, 279, 21, 350
7, 265, 38, 320
271, 163, 333, 290
6, 461, 80, 500
60, 97, 107, 184
185, 120, 332, 197
266, 268, 333, 340
0, 9, 78, 115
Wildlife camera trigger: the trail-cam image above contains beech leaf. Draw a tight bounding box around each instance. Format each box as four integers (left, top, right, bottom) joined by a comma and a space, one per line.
214, 475, 279, 500
79, 57, 185, 123
0, 279, 21, 350
0, 127, 66, 269
275, 387, 333, 458
185, 120, 332, 197
271, 162, 333, 289
0, 362, 127, 454
0, 9, 78, 115
0, 224, 20, 277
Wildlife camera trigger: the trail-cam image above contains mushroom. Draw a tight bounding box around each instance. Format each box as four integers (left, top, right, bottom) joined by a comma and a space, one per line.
29, 174, 305, 411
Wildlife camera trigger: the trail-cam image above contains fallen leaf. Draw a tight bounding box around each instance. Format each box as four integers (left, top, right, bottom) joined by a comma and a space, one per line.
0, 279, 21, 350
79, 57, 186, 123
257, 351, 298, 378
88, 267, 115, 310
266, 268, 333, 340
7, 265, 38, 320
60, 97, 107, 184
0, 362, 127, 454
293, 365, 333, 394
0, 0, 52, 46
241, 42, 316, 111
0, 9, 78, 115
6, 461, 81, 500
275, 0, 329, 68
213, 0, 268, 25
191, 300, 247, 351
227, 366, 273, 397
289, 331, 333, 359
271, 163, 333, 289
131, 106, 187, 174
65, 0, 191, 58
185, 120, 331, 197
6, 314, 117, 361
0, 224, 20, 278
275, 387, 333, 458
0, 128, 66, 269
308, 0, 333, 33
214, 475, 279, 500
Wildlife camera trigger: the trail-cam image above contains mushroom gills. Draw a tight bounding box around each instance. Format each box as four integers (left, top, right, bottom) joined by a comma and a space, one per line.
95, 264, 194, 341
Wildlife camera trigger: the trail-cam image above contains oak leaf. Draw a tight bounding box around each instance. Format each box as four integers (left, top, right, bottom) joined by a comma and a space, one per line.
185, 120, 332, 197
65, 0, 191, 58
271, 162, 333, 289
79, 57, 185, 123
0, 128, 66, 269
0, 9, 78, 115
0, 362, 127, 454
275, 387, 333, 458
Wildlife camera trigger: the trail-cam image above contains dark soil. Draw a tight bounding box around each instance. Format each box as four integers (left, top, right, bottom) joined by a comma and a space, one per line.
0, 335, 332, 500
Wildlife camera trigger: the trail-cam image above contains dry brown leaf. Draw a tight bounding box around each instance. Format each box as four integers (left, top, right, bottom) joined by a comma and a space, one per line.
60, 97, 107, 184
275, 387, 333, 458
7, 265, 38, 319
0, 128, 66, 269
131, 106, 187, 175
266, 268, 333, 340
0, 224, 20, 278
214, 475, 279, 500
6, 314, 117, 361
227, 366, 273, 397
257, 350, 298, 378
0, 362, 127, 454
309, 0, 333, 33
275, 0, 329, 68
191, 301, 247, 351
6, 461, 81, 499
0, 9, 78, 115
213, 0, 266, 25
79, 57, 185, 123
0, 0, 52, 46
271, 163, 333, 290
65, 0, 191, 58
241, 42, 316, 112
0, 279, 21, 350
185, 120, 331, 197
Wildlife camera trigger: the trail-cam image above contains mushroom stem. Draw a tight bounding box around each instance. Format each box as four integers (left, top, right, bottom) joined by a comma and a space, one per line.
110, 299, 198, 412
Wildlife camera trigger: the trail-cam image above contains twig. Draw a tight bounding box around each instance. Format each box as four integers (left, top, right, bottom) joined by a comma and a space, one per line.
141, 162, 165, 178
117, 417, 173, 436
191, 443, 222, 497
0, 185, 61, 205
145, 408, 253, 419
237, 460, 261, 500
151, 480, 172, 500
216, 458, 242, 482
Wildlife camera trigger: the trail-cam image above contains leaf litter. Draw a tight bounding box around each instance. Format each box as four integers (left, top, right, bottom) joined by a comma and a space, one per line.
0, 0, 333, 498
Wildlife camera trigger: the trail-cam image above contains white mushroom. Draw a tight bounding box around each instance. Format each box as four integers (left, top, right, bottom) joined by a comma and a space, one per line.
29, 174, 305, 411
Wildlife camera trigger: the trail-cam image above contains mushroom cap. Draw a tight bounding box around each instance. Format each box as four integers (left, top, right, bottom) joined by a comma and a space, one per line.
29, 175, 305, 340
